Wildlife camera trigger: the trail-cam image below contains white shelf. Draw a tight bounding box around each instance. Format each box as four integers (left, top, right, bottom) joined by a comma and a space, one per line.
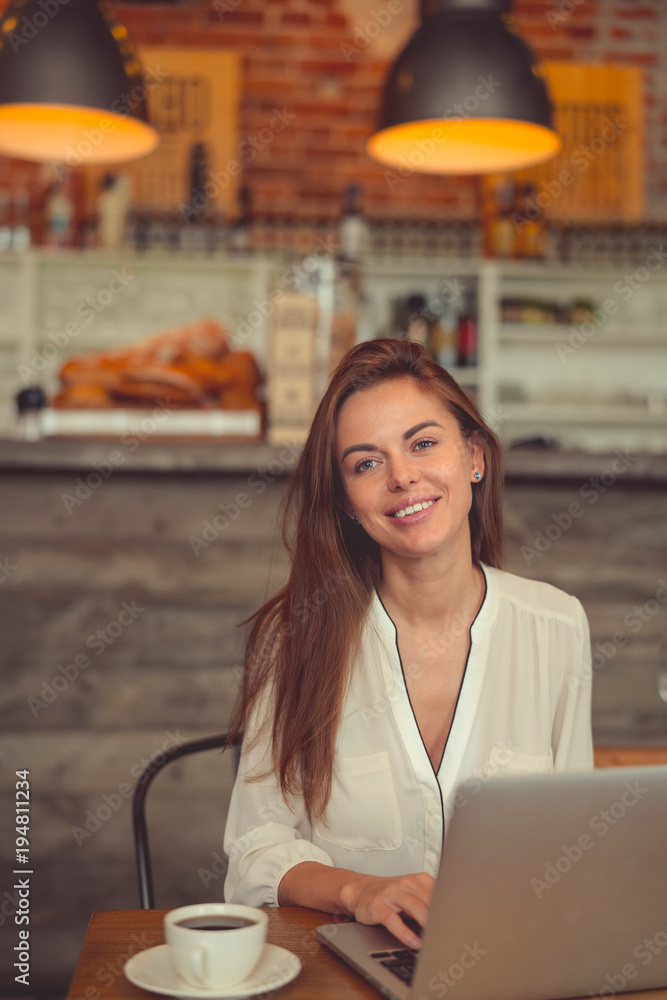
499, 323, 666, 346
442, 366, 480, 385
0, 247, 278, 274
501, 404, 667, 426
497, 260, 667, 282
364, 256, 483, 278
40, 407, 262, 438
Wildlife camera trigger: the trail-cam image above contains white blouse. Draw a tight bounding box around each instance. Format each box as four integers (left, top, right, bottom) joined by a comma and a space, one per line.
223, 564, 594, 906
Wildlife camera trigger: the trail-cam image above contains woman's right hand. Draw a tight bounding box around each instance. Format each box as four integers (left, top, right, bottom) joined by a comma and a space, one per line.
339, 871, 435, 950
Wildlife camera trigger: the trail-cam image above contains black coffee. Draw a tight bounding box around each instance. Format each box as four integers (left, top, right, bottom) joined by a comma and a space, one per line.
176, 916, 256, 931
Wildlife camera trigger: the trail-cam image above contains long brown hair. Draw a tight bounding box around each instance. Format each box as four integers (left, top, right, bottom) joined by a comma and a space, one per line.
227, 339, 504, 822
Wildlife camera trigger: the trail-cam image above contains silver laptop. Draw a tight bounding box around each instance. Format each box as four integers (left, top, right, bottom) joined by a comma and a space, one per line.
317, 765, 667, 1000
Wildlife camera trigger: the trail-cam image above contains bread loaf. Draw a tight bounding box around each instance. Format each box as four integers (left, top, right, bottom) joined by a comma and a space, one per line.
55, 319, 262, 411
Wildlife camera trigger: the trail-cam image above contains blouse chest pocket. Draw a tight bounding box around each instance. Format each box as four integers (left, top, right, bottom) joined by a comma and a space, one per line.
313, 751, 403, 852
488, 744, 553, 775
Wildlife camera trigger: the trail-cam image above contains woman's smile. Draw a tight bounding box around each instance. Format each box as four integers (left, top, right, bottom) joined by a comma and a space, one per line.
386, 495, 440, 522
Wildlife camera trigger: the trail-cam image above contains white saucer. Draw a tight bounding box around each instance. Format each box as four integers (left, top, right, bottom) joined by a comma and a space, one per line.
124, 942, 301, 999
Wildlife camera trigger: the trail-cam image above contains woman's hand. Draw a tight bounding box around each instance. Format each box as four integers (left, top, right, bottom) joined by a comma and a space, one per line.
278, 862, 434, 949
339, 871, 435, 950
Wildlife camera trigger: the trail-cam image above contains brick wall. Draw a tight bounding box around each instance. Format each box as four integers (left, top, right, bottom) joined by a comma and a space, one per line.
108, 0, 667, 220
1, 0, 665, 224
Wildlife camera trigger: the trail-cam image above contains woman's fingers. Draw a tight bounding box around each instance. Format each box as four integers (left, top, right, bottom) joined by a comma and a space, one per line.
353, 873, 435, 949
384, 908, 423, 950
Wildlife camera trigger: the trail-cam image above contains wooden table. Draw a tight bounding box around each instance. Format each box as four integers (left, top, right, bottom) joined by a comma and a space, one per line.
67, 908, 667, 1000
66, 908, 376, 1000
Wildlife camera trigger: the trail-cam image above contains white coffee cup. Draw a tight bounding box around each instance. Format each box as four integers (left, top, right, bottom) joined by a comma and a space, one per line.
164, 903, 268, 989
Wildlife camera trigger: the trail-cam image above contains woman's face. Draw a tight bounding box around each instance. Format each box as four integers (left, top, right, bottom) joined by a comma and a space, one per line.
336, 378, 484, 567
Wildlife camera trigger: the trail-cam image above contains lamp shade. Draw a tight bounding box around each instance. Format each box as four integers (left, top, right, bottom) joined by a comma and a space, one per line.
367, 0, 561, 174
0, 0, 159, 165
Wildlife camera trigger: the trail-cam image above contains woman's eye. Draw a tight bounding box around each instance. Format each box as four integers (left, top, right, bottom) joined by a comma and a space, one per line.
355, 458, 378, 473
414, 438, 436, 450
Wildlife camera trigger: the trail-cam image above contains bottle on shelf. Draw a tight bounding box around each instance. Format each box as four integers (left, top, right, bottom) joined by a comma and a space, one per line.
513, 184, 546, 259
338, 183, 369, 264
11, 188, 32, 252
96, 173, 131, 250
330, 259, 359, 373
180, 142, 210, 252
15, 386, 46, 441
204, 209, 220, 255
166, 209, 183, 253
44, 180, 74, 249
133, 205, 150, 253
405, 294, 429, 346
389, 294, 429, 345
456, 289, 478, 367
0, 188, 11, 252
148, 207, 172, 252
229, 185, 253, 254
327, 183, 370, 375
429, 295, 459, 369
279, 212, 297, 255
494, 179, 516, 258
480, 175, 514, 259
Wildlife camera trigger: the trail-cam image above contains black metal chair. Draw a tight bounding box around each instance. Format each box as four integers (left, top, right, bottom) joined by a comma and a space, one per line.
132, 732, 242, 909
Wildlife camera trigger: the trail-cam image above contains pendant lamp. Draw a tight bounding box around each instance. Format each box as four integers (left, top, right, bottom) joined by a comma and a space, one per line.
367, 0, 561, 175
0, 0, 159, 165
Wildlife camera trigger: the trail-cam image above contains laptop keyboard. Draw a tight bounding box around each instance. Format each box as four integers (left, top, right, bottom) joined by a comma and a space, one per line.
370, 949, 417, 985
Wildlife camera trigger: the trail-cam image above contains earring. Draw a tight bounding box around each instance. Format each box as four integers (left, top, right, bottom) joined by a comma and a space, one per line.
474, 471, 482, 481
352, 514, 359, 523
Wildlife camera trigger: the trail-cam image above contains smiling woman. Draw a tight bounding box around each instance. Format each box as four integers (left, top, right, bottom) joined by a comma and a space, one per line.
336, 380, 486, 568
224, 339, 593, 951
